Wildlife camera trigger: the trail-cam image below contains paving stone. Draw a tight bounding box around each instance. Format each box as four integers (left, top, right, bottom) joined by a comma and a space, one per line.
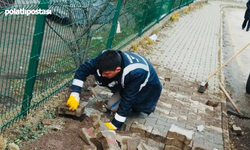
164, 145, 182, 150
193, 147, 206, 150
167, 119, 178, 124
120, 135, 141, 150
57, 101, 86, 117
158, 101, 172, 109
7, 143, 19, 150
193, 133, 205, 144
82, 145, 97, 150
144, 117, 157, 124
155, 107, 170, 115
97, 130, 120, 150
42, 119, 52, 125
165, 138, 184, 149
137, 142, 159, 150
146, 138, 165, 149
93, 120, 109, 133
80, 128, 95, 145
144, 120, 165, 132
163, 124, 172, 132
148, 112, 168, 122
130, 121, 153, 137
167, 124, 194, 145
183, 145, 192, 150
150, 127, 167, 143
136, 118, 147, 125
232, 125, 242, 135
193, 140, 211, 150
0, 135, 7, 150
123, 119, 134, 131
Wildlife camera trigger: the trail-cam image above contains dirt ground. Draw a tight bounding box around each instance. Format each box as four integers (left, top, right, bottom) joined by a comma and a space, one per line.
224, 79, 250, 150
226, 84, 250, 150
2, 76, 99, 150
228, 115, 250, 150
20, 116, 93, 150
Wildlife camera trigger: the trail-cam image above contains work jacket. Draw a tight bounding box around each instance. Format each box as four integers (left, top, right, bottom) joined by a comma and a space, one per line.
71, 50, 162, 128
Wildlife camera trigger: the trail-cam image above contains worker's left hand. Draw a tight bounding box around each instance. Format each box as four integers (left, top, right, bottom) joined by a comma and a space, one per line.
66, 92, 80, 111
104, 122, 117, 130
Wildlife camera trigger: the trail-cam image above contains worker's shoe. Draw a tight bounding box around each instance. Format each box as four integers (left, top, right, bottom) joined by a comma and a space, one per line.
131, 109, 151, 116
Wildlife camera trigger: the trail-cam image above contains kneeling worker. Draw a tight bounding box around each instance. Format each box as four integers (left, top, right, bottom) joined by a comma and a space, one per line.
66, 49, 162, 130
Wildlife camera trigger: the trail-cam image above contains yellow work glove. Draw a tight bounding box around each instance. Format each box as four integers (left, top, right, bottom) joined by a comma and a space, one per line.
104, 122, 117, 130
66, 92, 80, 111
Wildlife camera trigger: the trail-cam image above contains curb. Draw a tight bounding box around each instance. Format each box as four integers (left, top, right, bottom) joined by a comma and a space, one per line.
219, 3, 245, 150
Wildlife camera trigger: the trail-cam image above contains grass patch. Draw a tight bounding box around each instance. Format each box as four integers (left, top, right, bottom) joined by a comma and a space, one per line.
130, 44, 139, 52
170, 12, 179, 21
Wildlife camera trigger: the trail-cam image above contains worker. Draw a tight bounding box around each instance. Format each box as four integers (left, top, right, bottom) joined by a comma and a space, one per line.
66, 49, 162, 130
242, 0, 250, 31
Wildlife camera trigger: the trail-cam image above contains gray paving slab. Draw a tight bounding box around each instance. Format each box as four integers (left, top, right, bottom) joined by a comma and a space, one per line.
155, 2, 223, 93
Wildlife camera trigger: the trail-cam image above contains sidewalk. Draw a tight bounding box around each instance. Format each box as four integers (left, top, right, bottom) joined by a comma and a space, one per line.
93, 1, 246, 149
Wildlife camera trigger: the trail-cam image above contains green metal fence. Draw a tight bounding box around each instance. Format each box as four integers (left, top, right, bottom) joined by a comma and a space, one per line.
0, 0, 194, 131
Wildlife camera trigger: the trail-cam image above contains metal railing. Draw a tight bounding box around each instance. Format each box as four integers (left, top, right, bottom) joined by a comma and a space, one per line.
0, 0, 194, 131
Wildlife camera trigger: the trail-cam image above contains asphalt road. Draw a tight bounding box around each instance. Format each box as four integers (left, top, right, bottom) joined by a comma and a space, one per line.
223, 7, 250, 116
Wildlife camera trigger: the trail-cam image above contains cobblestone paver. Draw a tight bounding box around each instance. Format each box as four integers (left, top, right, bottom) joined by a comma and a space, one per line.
93, 1, 246, 150
153, 1, 222, 93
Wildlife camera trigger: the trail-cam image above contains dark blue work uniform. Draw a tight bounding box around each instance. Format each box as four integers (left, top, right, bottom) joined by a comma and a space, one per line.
71, 50, 162, 128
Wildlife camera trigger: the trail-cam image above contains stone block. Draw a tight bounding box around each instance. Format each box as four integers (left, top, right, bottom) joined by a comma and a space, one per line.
150, 128, 167, 143
120, 136, 132, 150
97, 130, 120, 150
130, 121, 153, 137
42, 119, 52, 125
193, 147, 206, 150
164, 145, 182, 150
58, 102, 87, 117
183, 145, 192, 150
80, 128, 95, 145
120, 135, 141, 150
232, 125, 242, 135
90, 113, 101, 122
137, 142, 159, 150
167, 124, 194, 145
7, 143, 19, 150
90, 113, 109, 133
82, 145, 97, 150
90, 137, 103, 150
193, 141, 208, 150
165, 138, 184, 149
93, 120, 109, 133
123, 119, 134, 131
0, 135, 7, 150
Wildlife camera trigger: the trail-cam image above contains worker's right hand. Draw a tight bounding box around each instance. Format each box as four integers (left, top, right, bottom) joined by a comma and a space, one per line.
104, 122, 117, 130
66, 92, 80, 111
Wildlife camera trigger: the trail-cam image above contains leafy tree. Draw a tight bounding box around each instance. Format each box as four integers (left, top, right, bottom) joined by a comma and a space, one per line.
46, 0, 115, 67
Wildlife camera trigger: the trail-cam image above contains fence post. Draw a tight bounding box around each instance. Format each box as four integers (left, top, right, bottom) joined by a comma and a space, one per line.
106, 0, 123, 49
21, 0, 49, 117
169, 0, 176, 13
138, 0, 150, 37
179, 0, 184, 9
157, 0, 165, 23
